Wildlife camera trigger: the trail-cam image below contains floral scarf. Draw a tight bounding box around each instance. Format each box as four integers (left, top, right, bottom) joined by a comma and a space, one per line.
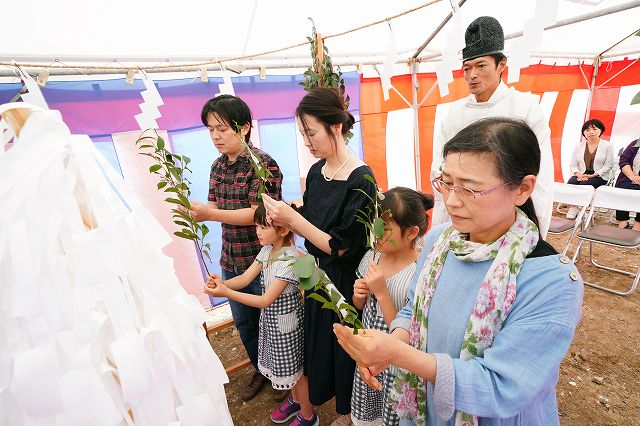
388, 209, 539, 425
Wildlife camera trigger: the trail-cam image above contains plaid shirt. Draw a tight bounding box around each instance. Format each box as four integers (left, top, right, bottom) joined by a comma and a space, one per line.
208, 145, 283, 272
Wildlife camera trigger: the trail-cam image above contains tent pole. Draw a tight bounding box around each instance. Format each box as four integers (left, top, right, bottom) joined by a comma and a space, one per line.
597, 27, 640, 58
412, 0, 467, 60
411, 60, 422, 191
584, 55, 601, 121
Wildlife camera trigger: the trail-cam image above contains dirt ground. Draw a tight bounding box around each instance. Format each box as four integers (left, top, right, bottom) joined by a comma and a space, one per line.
209, 208, 639, 426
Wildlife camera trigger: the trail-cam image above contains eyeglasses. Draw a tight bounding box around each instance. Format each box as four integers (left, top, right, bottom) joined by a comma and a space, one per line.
431, 176, 510, 200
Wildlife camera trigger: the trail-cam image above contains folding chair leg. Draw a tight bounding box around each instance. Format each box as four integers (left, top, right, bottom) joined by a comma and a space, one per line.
583, 270, 640, 296
571, 240, 584, 264
582, 242, 640, 296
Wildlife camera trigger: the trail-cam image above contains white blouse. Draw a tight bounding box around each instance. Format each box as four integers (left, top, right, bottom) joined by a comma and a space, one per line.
569, 139, 616, 181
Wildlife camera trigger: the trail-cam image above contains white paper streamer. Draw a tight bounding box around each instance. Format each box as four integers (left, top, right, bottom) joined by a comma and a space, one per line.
17, 66, 49, 110
380, 21, 397, 101
436, 3, 465, 97
508, 0, 559, 83
135, 75, 164, 130
0, 107, 232, 425
215, 65, 236, 96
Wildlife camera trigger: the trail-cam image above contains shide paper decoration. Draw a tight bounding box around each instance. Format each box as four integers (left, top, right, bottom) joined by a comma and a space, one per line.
0, 105, 232, 425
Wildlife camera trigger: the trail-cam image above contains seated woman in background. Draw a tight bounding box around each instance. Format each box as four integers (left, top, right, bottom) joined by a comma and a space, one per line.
614, 139, 640, 230
566, 119, 615, 219
334, 118, 584, 426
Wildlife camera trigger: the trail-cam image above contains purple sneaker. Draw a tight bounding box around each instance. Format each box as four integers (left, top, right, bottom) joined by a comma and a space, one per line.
290, 411, 319, 426
271, 396, 301, 424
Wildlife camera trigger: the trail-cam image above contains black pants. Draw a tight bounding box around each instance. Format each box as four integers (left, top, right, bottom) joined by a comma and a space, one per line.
614, 180, 640, 221
567, 175, 608, 188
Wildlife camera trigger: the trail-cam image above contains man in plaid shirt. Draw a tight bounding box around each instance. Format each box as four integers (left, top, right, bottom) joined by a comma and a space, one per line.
190, 95, 284, 401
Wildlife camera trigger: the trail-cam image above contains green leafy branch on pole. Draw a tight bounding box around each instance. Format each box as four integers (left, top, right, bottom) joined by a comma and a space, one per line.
300, 17, 353, 142
232, 121, 272, 198
272, 249, 364, 333
136, 130, 212, 275
354, 174, 396, 259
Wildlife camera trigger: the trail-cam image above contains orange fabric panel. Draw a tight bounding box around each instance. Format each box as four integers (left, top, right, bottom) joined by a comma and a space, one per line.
361, 113, 388, 191
589, 87, 621, 141
360, 75, 413, 114
510, 64, 591, 93
415, 70, 473, 106
418, 106, 437, 193
112, 131, 209, 307
548, 91, 574, 182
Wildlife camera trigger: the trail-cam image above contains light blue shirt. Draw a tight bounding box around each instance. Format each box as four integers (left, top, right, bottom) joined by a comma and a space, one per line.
390, 224, 584, 426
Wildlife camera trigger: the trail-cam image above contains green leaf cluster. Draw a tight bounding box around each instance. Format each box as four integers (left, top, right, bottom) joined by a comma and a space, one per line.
271, 248, 364, 333
300, 18, 353, 143
232, 122, 272, 199
136, 130, 212, 274
354, 174, 396, 257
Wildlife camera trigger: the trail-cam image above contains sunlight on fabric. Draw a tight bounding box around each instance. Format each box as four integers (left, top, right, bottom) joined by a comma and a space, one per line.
610, 84, 640, 155
385, 108, 416, 190
560, 90, 590, 181
539, 91, 559, 125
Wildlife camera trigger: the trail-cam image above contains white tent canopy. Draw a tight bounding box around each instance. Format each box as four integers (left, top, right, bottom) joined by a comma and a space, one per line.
2, 0, 640, 78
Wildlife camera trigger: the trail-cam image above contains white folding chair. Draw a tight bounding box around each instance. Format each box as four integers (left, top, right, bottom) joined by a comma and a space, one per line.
571, 186, 640, 296
548, 182, 595, 256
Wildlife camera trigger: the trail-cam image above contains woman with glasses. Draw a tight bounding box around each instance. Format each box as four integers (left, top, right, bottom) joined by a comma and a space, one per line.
333, 118, 584, 426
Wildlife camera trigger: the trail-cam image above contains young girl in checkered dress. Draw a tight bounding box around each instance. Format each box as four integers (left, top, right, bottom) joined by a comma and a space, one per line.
350, 187, 434, 426
205, 205, 317, 426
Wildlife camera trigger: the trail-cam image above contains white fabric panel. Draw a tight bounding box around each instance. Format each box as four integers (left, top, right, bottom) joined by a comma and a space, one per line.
385, 108, 416, 190
609, 84, 640, 157
294, 120, 317, 179
552, 182, 595, 206
591, 186, 640, 211
250, 119, 261, 148
539, 91, 558, 125
560, 89, 590, 181
431, 101, 452, 173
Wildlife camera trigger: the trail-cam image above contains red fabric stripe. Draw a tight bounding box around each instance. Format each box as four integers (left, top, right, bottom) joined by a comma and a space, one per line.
548, 91, 574, 182
418, 106, 437, 192
588, 87, 621, 141
361, 112, 389, 190
595, 59, 640, 88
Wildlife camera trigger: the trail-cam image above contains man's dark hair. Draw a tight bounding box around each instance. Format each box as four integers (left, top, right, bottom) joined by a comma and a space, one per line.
201, 95, 253, 143
488, 52, 507, 67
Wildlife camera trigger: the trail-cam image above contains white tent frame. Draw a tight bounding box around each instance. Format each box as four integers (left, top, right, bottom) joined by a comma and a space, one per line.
2, 0, 640, 193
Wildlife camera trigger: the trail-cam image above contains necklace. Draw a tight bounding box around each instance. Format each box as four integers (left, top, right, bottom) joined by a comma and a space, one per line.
322, 151, 352, 181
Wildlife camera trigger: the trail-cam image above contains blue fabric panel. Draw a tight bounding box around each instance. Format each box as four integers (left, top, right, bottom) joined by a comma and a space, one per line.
257, 119, 302, 202
91, 135, 123, 178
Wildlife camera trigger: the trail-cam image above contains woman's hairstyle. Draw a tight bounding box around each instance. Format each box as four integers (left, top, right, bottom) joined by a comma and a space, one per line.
381, 187, 434, 247
442, 117, 541, 229
254, 204, 295, 245
201, 95, 253, 143
581, 118, 605, 138
295, 87, 355, 149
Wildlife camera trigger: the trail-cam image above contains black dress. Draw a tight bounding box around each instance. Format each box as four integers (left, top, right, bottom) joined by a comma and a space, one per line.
301, 160, 376, 414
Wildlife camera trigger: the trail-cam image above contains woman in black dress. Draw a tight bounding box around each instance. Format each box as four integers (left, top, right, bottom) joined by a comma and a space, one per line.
263, 87, 376, 425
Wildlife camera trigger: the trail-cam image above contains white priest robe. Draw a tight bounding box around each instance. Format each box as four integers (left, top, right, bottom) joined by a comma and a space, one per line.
430, 81, 553, 237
